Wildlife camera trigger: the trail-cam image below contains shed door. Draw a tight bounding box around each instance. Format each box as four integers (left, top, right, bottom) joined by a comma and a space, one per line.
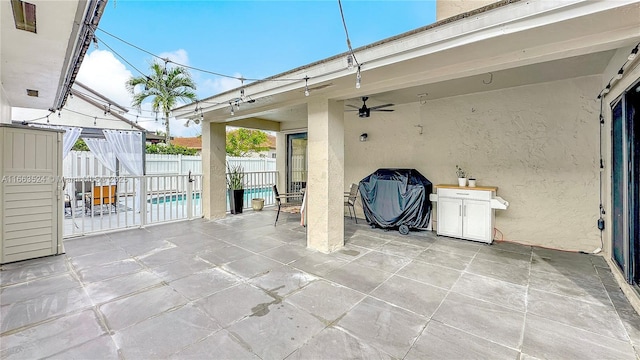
2, 127, 61, 264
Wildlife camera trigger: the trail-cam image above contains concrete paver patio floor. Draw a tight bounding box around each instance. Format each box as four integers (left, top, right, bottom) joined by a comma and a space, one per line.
1, 210, 639, 359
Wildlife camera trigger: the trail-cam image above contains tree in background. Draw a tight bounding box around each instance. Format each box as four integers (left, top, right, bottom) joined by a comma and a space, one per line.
126, 61, 197, 145
226, 128, 269, 157
72, 138, 89, 151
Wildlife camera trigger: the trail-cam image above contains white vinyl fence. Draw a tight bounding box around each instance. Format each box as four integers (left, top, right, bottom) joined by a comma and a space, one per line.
64, 151, 276, 177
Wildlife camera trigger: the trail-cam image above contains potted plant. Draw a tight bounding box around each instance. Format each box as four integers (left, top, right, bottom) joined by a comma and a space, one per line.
226, 162, 245, 214
468, 175, 477, 188
456, 165, 467, 187
252, 198, 265, 211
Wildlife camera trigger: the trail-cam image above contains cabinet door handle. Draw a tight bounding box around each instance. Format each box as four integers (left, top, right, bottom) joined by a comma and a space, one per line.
459, 204, 462, 217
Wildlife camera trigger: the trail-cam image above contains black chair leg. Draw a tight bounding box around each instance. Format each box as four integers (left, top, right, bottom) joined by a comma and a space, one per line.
274, 204, 281, 226
352, 205, 357, 224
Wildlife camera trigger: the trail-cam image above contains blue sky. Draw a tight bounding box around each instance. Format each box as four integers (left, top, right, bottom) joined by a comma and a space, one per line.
76, 0, 437, 135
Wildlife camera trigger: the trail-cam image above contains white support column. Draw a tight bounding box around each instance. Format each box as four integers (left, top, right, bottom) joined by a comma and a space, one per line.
307, 98, 344, 253
201, 121, 227, 220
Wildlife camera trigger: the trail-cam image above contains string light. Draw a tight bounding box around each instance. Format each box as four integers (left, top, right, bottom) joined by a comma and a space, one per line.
46, 115, 50, 124
94, 117, 97, 126
229, 102, 235, 116
92, 36, 98, 49
629, 46, 638, 61
135, 115, 138, 124
355, 66, 361, 89
304, 77, 310, 96
616, 68, 624, 79
57, 110, 61, 118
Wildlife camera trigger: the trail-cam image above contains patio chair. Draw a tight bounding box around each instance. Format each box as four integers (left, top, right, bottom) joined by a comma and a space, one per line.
344, 183, 359, 223
273, 185, 303, 226
85, 185, 118, 214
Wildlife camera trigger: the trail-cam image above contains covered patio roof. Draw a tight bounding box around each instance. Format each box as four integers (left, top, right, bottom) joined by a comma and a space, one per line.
173, 0, 639, 124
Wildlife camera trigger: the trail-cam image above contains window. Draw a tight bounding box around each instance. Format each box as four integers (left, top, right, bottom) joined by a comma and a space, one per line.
11, 0, 36, 33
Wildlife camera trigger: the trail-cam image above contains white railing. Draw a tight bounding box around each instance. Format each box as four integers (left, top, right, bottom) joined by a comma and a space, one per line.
230, 171, 278, 211
63, 174, 203, 237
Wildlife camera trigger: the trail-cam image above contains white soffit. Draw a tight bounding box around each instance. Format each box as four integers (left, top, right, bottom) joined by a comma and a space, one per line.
1, 0, 86, 109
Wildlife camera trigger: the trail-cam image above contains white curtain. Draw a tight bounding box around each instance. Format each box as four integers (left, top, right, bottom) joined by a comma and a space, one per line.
28, 124, 82, 159
103, 130, 144, 212
102, 130, 144, 176
83, 138, 117, 173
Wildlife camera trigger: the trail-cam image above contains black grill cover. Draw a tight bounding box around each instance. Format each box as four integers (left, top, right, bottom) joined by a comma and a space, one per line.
359, 169, 432, 229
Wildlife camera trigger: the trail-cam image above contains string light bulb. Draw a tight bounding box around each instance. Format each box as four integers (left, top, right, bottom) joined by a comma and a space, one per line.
57, 110, 61, 118
603, 83, 611, 95
629, 46, 638, 61
46, 115, 50, 124
304, 77, 310, 97
93, 117, 97, 126
355, 66, 361, 89
229, 102, 235, 116
616, 68, 624, 79
135, 115, 138, 124
92, 36, 98, 49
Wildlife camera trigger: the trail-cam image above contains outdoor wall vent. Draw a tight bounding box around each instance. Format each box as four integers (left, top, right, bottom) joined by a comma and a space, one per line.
11, 0, 36, 33
26, 89, 38, 97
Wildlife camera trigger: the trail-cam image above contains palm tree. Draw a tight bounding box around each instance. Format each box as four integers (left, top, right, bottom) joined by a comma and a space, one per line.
126, 61, 197, 144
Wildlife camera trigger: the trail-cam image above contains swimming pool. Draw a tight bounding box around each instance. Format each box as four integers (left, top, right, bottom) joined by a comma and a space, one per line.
148, 187, 274, 206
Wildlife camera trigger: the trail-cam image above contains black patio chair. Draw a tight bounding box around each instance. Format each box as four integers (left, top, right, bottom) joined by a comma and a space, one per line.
344, 183, 359, 223
273, 185, 303, 226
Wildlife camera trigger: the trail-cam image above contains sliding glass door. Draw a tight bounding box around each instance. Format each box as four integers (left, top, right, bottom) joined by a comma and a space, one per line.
287, 133, 307, 196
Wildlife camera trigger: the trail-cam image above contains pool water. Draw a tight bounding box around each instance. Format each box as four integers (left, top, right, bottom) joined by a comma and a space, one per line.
149, 187, 274, 206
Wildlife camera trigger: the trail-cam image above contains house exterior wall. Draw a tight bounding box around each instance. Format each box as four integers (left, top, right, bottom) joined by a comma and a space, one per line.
436, 0, 497, 21
345, 75, 602, 251
0, 84, 10, 124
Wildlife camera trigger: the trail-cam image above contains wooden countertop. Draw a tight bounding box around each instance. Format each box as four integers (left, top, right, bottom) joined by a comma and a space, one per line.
435, 184, 498, 192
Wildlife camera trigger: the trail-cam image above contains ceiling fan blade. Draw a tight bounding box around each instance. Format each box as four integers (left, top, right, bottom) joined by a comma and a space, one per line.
369, 103, 394, 110
345, 109, 359, 112
373, 109, 395, 112
346, 104, 360, 109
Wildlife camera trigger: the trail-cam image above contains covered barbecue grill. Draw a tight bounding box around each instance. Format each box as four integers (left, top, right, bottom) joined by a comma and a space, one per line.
359, 168, 432, 235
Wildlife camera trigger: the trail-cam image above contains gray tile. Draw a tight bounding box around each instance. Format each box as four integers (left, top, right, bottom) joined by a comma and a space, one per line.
232, 236, 285, 252
429, 238, 482, 257
377, 241, 425, 258
530, 254, 599, 281
325, 262, 392, 293
523, 314, 636, 359
345, 234, 389, 249
396, 260, 462, 290
351, 251, 412, 273
433, 292, 524, 349
47, 335, 119, 360
0, 273, 80, 305
475, 246, 531, 267
63, 235, 117, 257
451, 272, 527, 311
226, 302, 325, 360
606, 284, 640, 345
195, 283, 274, 327
69, 248, 130, 270
527, 288, 628, 341
406, 320, 520, 360
331, 245, 370, 261
100, 285, 187, 330
596, 265, 619, 286
0, 310, 105, 360
413, 247, 473, 270
532, 247, 594, 264
118, 239, 175, 257
1, 287, 92, 333
114, 304, 219, 359
260, 244, 313, 264
467, 257, 530, 286
198, 245, 254, 265
371, 275, 447, 317
290, 252, 349, 276
170, 329, 259, 359
386, 233, 435, 248
223, 254, 282, 279
168, 235, 227, 255
489, 240, 532, 255
529, 269, 611, 306
288, 326, 393, 360
137, 246, 194, 267
83, 270, 162, 304
151, 257, 213, 282
337, 296, 427, 358
249, 265, 316, 297
169, 268, 239, 300
286, 281, 365, 323
590, 254, 609, 267
76, 259, 144, 284
0, 257, 69, 287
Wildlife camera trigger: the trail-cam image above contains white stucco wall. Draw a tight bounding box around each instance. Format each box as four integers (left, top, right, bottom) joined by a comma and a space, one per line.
345, 75, 602, 251
0, 84, 10, 124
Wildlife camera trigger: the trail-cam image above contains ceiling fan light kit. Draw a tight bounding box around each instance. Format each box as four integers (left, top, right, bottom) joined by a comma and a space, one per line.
345, 96, 395, 118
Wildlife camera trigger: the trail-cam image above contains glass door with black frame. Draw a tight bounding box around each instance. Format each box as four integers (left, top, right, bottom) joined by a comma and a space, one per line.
287, 133, 307, 200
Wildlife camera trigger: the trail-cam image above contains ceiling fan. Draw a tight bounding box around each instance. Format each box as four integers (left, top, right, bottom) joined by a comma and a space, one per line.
346, 96, 394, 118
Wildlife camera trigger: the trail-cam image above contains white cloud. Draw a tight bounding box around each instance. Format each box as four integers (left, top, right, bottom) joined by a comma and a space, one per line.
76, 50, 133, 107
158, 49, 190, 66
197, 73, 244, 98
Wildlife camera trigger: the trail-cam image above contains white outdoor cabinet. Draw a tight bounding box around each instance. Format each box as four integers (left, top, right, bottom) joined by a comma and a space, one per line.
431, 185, 509, 244
0, 125, 64, 264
